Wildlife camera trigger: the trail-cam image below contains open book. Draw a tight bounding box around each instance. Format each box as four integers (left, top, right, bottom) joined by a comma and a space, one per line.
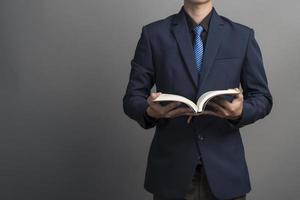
153, 89, 240, 113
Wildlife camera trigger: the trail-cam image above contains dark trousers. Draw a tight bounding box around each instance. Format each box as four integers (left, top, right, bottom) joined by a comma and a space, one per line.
153, 164, 246, 200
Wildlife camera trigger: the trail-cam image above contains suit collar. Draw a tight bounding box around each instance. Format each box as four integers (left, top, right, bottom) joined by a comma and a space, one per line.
171, 6, 223, 27
183, 6, 213, 33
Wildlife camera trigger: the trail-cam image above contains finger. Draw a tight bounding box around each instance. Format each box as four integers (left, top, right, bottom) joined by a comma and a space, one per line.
233, 87, 241, 93
211, 98, 232, 110
231, 94, 244, 107
147, 92, 181, 113
147, 92, 161, 103
207, 101, 229, 116
148, 101, 164, 113
148, 102, 178, 116
162, 101, 181, 113
167, 108, 194, 118
187, 115, 193, 124
185, 112, 199, 116
201, 110, 224, 118
165, 107, 194, 118
232, 89, 244, 102
151, 92, 161, 99
186, 113, 201, 124
236, 92, 243, 100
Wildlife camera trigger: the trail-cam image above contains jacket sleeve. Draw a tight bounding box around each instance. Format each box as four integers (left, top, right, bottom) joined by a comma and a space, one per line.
228, 28, 273, 129
122, 26, 157, 129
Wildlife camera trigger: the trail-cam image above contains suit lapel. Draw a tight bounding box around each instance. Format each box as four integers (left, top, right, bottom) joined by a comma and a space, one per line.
197, 8, 225, 97
171, 7, 225, 92
171, 6, 198, 88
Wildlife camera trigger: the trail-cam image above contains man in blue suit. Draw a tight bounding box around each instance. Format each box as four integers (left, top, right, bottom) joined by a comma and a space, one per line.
123, 0, 273, 199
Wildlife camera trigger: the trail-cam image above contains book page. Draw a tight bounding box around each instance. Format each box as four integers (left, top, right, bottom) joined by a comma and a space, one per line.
196, 89, 240, 112
153, 94, 198, 113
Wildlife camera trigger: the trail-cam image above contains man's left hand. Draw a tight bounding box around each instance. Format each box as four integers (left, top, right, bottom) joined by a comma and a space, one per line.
187, 92, 244, 123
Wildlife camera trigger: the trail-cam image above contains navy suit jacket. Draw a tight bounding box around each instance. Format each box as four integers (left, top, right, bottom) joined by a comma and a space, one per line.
123, 6, 273, 200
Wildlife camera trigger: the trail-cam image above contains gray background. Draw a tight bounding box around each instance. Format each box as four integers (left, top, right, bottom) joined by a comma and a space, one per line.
0, 0, 299, 199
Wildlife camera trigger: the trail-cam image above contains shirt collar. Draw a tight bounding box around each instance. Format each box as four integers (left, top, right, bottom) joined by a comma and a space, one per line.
183, 8, 213, 32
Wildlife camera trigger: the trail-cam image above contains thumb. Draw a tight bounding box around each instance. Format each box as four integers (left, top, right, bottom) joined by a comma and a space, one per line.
151, 92, 161, 99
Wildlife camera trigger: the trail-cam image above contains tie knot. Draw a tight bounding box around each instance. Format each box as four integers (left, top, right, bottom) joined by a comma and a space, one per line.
193, 25, 204, 36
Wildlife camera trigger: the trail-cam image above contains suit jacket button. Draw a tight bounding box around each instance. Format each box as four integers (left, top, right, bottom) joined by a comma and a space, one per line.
198, 135, 204, 141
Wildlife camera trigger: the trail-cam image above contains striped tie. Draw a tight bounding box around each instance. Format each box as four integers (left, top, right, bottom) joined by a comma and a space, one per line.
193, 25, 204, 72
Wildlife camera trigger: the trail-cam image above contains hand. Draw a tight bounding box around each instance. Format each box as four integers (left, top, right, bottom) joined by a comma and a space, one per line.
146, 92, 194, 119
187, 89, 243, 123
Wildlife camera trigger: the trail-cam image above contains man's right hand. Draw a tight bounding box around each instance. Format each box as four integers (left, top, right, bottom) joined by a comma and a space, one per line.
146, 92, 194, 119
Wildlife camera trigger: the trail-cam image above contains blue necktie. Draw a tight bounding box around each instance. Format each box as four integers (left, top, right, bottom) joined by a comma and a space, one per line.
193, 25, 204, 72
